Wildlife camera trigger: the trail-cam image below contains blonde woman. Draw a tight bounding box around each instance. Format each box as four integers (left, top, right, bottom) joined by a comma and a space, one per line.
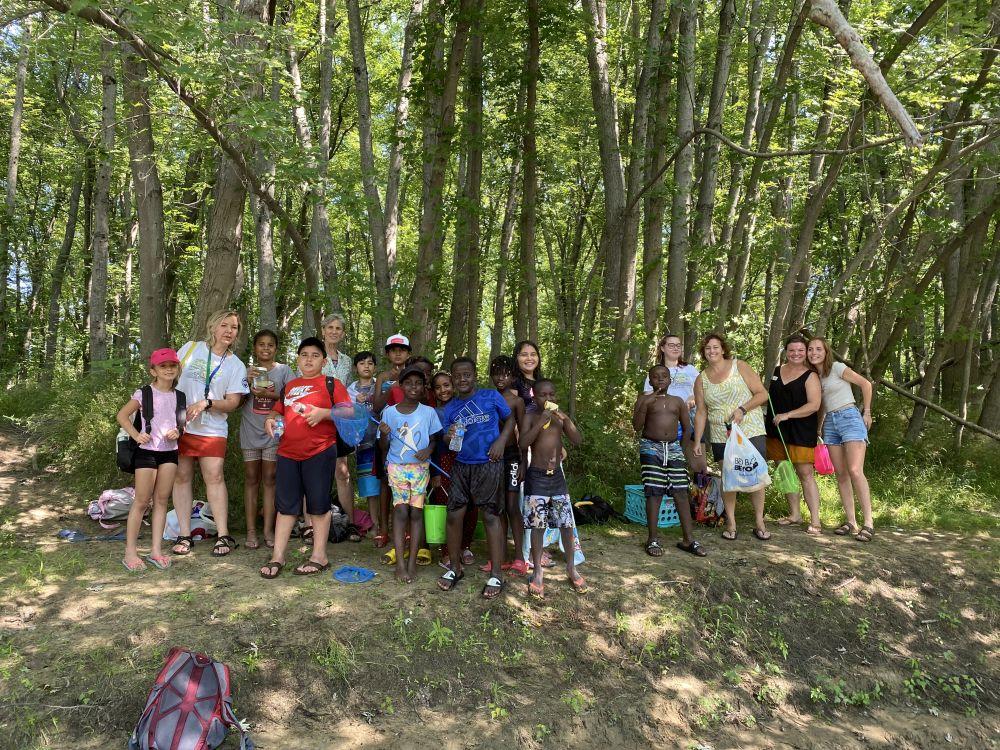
807, 337, 875, 542
693, 333, 771, 541
171, 310, 250, 557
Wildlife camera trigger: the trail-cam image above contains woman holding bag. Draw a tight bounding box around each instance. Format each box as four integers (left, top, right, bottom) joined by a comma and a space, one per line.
766, 333, 822, 535
693, 333, 771, 541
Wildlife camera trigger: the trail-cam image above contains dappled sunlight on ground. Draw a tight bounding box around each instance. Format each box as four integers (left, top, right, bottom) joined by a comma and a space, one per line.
0, 429, 997, 749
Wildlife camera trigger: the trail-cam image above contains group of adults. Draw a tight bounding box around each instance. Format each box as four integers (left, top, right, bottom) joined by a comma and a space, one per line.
648, 331, 874, 543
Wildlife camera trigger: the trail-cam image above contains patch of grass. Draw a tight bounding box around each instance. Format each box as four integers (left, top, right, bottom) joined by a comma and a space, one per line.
313, 638, 355, 682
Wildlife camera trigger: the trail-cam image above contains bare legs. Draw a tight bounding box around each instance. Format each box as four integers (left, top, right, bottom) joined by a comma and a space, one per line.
392, 504, 423, 582
828, 441, 873, 530
784, 462, 820, 529
244, 459, 276, 546
721, 488, 767, 538
125, 464, 175, 566
335, 456, 354, 523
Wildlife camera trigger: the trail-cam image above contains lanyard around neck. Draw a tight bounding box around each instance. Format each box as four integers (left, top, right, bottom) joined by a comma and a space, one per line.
204, 343, 228, 399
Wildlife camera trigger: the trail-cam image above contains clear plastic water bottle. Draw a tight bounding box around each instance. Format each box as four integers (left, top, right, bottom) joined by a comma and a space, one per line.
449, 422, 465, 452
273, 417, 285, 439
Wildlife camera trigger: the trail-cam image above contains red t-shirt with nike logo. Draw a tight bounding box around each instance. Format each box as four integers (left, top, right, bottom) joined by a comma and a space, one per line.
273, 376, 350, 460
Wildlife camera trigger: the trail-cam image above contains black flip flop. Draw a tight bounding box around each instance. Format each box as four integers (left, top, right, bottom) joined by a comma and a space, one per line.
645, 540, 665, 557
293, 559, 331, 575
260, 561, 284, 579
677, 540, 708, 557
438, 569, 465, 591
482, 576, 504, 599
752, 527, 771, 541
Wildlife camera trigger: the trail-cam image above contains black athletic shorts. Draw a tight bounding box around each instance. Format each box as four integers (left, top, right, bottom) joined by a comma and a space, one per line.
523, 466, 569, 497
134, 448, 178, 470
335, 434, 356, 458
276, 444, 338, 516
447, 460, 504, 516
503, 446, 521, 492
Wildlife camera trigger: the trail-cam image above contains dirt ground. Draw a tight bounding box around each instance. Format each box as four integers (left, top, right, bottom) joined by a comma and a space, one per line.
0, 428, 997, 750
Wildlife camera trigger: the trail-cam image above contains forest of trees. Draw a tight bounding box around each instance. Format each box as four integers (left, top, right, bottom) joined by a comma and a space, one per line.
1, 0, 998, 438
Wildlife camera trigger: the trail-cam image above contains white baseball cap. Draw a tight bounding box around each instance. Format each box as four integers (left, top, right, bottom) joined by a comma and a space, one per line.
384, 333, 411, 351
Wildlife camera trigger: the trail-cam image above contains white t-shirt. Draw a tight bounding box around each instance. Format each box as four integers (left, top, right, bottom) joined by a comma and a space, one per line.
176, 341, 250, 438
642, 363, 699, 403
821, 361, 856, 412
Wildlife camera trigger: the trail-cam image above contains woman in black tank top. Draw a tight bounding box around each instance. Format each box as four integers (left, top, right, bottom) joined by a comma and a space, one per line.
766, 334, 823, 534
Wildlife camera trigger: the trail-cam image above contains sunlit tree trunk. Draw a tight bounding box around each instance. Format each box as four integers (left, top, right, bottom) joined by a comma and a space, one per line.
191, 0, 270, 340
0, 18, 29, 354
121, 42, 168, 358
408, 0, 477, 352
41, 175, 83, 383
516, 0, 540, 344
88, 37, 116, 371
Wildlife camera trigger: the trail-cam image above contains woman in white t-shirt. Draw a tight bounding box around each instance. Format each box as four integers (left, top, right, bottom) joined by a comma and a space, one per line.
171, 310, 250, 557
642, 334, 700, 408
320, 313, 357, 538
807, 336, 875, 542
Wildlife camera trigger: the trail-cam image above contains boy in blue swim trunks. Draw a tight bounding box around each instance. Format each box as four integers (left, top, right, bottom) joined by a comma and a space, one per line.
632, 365, 706, 559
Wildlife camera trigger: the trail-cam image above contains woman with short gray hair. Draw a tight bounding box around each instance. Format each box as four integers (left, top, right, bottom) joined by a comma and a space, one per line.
319, 313, 361, 542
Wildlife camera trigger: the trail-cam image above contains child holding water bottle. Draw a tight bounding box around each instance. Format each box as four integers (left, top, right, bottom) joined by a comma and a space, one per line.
115, 349, 185, 572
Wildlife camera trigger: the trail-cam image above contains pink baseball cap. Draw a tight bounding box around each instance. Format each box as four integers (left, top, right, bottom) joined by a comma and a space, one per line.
150, 348, 180, 367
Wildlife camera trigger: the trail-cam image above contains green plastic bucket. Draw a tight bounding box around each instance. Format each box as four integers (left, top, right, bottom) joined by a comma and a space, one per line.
424, 504, 447, 545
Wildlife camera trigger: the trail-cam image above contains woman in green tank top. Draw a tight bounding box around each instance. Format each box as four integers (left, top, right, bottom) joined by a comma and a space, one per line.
693, 333, 771, 541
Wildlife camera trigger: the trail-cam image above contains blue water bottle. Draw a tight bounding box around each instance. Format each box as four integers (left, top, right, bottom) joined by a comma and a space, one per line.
449, 421, 465, 452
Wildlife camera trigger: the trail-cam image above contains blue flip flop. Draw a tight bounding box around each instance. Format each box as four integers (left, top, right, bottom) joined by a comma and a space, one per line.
333, 565, 376, 583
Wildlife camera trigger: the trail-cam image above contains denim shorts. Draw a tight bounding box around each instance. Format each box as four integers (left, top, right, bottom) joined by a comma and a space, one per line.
823, 406, 868, 445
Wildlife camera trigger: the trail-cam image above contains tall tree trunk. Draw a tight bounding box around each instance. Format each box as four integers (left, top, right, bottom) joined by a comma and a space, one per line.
581, 0, 626, 328
407, 0, 477, 352
641, 6, 679, 342
0, 18, 29, 354
347, 0, 392, 343
88, 37, 116, 371
42, 174, 83, 384
664, 0, 696, 336
444, 19, 483, 362
490, 151, 522, 362
714, 0, 769, 316
314, 0, 341, 316
618, 0, 666, 348
516, 0, 540, 344
190, 0, 269, 341
251, 75, 280, 332
121, 43, 168, 358
719, 1, 807, 326
690, 0, 737, 340
288, 44, 328, 336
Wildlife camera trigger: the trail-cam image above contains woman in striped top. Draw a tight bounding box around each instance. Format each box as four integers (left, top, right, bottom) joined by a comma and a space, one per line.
693, 333, 770, 541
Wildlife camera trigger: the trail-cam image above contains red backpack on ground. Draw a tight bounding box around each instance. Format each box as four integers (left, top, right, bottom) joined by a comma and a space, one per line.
129, 647, 254, 750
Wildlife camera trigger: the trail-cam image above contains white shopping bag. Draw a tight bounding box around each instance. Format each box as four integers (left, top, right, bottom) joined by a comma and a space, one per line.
722, 423, 771, 493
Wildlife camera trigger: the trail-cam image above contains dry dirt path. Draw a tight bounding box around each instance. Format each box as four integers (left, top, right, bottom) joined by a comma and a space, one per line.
0, 428, 997, 749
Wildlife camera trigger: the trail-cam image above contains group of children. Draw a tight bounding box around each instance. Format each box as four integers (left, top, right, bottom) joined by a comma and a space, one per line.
115, 329, 704, 597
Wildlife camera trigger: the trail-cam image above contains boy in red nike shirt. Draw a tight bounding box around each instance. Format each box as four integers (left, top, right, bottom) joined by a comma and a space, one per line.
260, 337, 349, 578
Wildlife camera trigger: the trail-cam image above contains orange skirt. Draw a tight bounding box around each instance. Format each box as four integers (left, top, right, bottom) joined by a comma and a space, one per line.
178, 433, 228, 458
766, 437, 814, 464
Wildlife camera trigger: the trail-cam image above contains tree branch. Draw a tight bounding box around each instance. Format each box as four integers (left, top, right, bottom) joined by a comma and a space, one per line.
808, 0, 923, 147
